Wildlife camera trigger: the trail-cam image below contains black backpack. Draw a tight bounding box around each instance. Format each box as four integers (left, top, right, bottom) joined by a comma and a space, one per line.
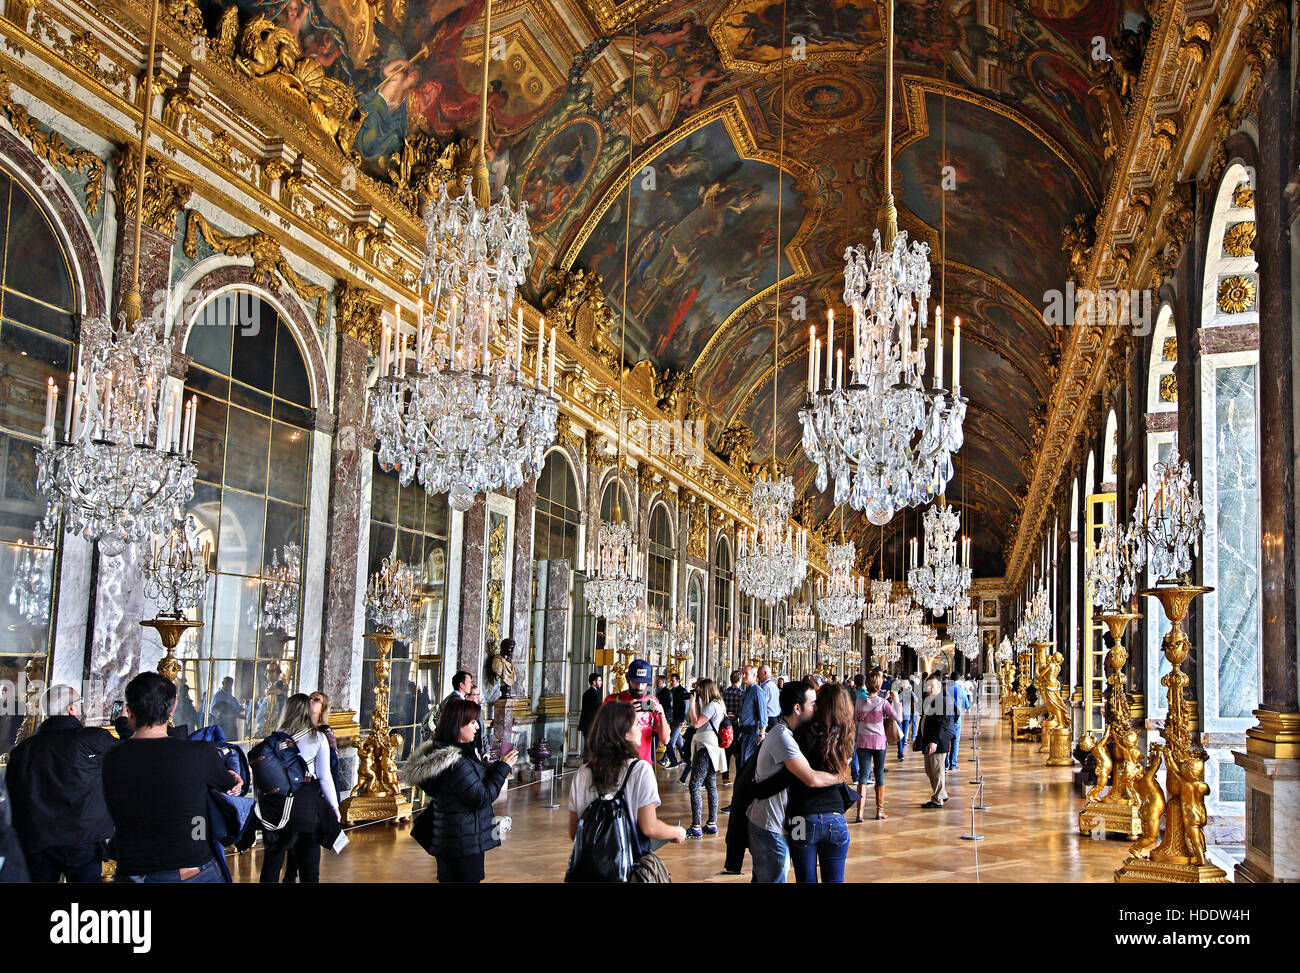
248, 731, 308, 831
565, 763, 639, 883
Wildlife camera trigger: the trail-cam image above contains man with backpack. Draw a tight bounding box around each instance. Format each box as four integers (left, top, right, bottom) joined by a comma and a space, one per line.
603, 660, 669, 764
102, 673, 244, 883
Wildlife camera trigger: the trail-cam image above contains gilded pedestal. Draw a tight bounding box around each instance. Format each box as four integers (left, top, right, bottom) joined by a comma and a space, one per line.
1078, 612, 1143, 839
1115, 585, 1227, 884
341, 630, 413, 825
1047, 725, 1074, 766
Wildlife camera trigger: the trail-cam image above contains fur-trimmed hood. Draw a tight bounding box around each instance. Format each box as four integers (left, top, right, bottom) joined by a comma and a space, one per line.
402, 740, 469, 787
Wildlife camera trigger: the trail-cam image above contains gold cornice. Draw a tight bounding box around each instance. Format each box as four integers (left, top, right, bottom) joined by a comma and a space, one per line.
582, 0, 676, 33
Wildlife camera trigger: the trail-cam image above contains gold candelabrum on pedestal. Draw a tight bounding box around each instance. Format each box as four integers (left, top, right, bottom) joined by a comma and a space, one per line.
1115, 583, 1227, 883
1033, 641, 1074, 767
341, 628, 413, 825
611, 646, 635, 694
999, 658, 1022, 716
1079, 610, 1144, 839
141, 615, 204, 728
1032, 641, 1054, 754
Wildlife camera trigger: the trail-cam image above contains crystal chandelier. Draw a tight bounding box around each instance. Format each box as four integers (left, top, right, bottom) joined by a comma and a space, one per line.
614, 600, 648, 653
895, 601, 929, 648
907, 501, 972, 615
949, 601, 980, 659
736, 468, 808, 605
874, 636, 901, 666
1130, 450, 1205, 584
142, 515, 211, 617
9, 525, 55, 626
366, 554, 421, 640
997, 635, 1013, 664
828, 626, 851, 654
798, 0, 964, 525
369, 0, 556, 512
816, 537, 866, 629
863, 578, 900, 640
672, 613, 695, 658
1022, 580, 1052, 643
1087, 520, 1139, 610
787, 595, 818, 650
262, 542, 302, 636
36, 0, 196, 558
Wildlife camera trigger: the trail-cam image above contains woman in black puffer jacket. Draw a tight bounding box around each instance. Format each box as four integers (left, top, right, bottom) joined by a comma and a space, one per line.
404, 697, 518, 882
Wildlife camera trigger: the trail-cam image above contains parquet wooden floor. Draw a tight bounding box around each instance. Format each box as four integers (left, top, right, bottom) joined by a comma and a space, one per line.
229, 703, 1244, 883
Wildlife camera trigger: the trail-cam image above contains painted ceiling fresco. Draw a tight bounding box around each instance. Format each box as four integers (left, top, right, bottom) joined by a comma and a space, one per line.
213, 0, 1144, 576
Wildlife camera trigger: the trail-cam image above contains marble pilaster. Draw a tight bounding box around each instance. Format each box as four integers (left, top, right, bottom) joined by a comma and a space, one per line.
458, 495, 488, 680
320, 333, 371, 709
510, 479, 536, 674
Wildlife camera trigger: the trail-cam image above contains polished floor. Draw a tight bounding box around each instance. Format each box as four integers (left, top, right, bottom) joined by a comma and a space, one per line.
230, 699, 1243, 883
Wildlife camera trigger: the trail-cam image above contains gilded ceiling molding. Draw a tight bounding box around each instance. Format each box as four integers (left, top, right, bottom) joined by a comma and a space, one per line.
113, 146, 192, 235
0, 60, 104, 214
183, 210, 327, 330
707, 0, 885, 74
583, 0, 676, 32
29, 4, 129, 91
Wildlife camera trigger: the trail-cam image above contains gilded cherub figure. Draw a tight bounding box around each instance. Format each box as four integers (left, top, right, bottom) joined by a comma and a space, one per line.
1130, 743, 1166, 859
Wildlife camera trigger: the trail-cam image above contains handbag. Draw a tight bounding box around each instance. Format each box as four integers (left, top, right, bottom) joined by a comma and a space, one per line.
884, 715, 902, 746
629, 851, 671, 883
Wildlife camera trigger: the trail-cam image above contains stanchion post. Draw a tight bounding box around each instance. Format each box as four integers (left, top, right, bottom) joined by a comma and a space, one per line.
974, 775, 990, 812
542, 755, 561, 809
969, 752, 982, 786
960, 796, 984, 841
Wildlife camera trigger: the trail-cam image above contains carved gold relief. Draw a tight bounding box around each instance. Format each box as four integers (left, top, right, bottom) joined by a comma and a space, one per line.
1159, 374, 1177, 403
540, 267, 622, 374
554, 411, 582, 455
184, 210, 327, 329
687, 496, 708, 559
1061, 213, 1094, 284
1161, 336, 1177, 362
716, 419, 753, 472
163, 0, 206, 37
1222, 221, 1256, 258
30, 8, 129, 90
0, 63, 104, 215
1231, 183, 1255, 208
114, 147, 192, 235
230, 10, 360, 161
1217, 275, 1256, 313
333, 278, 385, 350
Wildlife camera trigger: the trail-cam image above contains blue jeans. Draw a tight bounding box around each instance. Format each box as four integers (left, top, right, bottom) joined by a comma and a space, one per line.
121, 857, 224, 883
948, 721, 963, 769
737, 728, 760, 767
897, 714, 916, 758
747, 820, 789, 883
667, 723, 685, 765
788, 812, 850, 883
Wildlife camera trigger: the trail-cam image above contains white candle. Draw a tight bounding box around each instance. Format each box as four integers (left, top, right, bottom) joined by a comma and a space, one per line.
182, 399, 193, 457
480, 304, 490, 372
64, 372, 74, 437
902, 307, 910, 369
380, 324, 389, 376
836, 348, 843, 389
188, 395, 198, 455
826, 308, 834, 384
417, 298, 425, 364
953, 315, 961, 393
393, 303, 401, 376
536, 315, 544, 383
44, 378, 55, 440
516, 307, 523, 372
163, 402, 174, 451
72, 393, 82, 440
853, 305, 861, 379
813, 339, 821, 393
934, 305, 943, 388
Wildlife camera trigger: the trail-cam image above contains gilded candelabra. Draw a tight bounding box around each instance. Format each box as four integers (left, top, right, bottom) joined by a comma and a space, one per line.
1079, 610, 1144, 839
1115, 583, 1225, 882
341, 628, 413, 824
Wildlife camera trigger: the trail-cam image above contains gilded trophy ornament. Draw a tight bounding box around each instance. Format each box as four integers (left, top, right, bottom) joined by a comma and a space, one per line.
1078, 612, 1144, 839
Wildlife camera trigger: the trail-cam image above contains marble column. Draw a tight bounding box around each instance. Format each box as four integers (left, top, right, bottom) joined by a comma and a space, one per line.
86, 212, 175, 719
458, 495, 488, 679
1233, 48, 1300, 883
320, 330, 372, 710
510, 479, 536, 669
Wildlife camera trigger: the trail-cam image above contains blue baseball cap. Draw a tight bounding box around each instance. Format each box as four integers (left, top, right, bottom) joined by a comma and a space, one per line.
627, 659, 652, 684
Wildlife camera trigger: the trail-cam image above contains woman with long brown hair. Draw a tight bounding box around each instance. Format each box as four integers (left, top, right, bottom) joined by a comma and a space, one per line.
405, 696, 518, 882
684, 678, 726, 838
786, 682, 856, 883
568, 702, 685, 866
853, 670, 900, 820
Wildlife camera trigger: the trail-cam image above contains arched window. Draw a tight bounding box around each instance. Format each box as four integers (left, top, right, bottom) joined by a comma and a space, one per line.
367, 458, 449, 758
1102, 409, 1118, 490
599, 477, 632, 524
535, 450, 580, 565
0, 167, 78, 757
1198, 163, 1261, 733
688, 572, 704, 675
183, 292, 315, 745
714, 535, 732, 674
1143, 306, 1178, 717
647, 503, 674, 625
1069, 479, 1079, 690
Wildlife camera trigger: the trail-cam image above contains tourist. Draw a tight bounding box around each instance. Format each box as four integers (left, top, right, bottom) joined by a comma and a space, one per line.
406, 697, 518, 883
603, 659, 669, 764
655, 676, 674, 765
578, 672, 602, 757
721, 670, 745, 783
260, 693, 341, 883
787, 683, 856, 882
893, 677, 918, 761
757, 665, 779, 729
916, 676, 958, 808
746, 680, 843, 883
568, 702, 686, 868
6, 685, 117, 882
309, 691, 343, 794
685, 678, 727, 838
947, 674, 972, 771
664, 672, 688, 768
210, 675, 242, 743
853, 671, 900, 821
102, 673, 243, 883
442, 670, 472, 711
735, 665, 766, 766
